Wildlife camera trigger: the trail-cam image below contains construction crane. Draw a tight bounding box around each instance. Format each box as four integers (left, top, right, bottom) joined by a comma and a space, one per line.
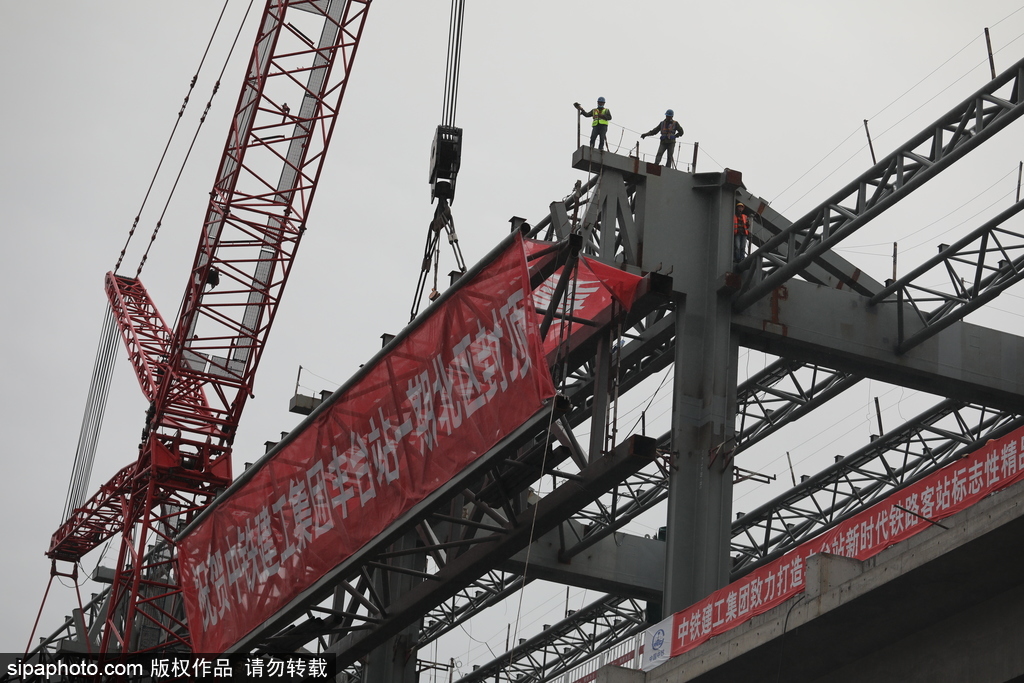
42, 0, 373, 654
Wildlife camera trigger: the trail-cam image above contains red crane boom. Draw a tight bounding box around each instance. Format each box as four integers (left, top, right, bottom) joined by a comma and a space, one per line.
47, 0, 373, 653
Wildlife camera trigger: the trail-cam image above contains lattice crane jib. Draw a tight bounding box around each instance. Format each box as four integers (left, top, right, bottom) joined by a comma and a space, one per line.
44, 0, 373, 655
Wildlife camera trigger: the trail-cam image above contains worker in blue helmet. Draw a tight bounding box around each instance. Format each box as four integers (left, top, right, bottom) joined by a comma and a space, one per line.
574, 97, 612, 150
641, 109, 685, 168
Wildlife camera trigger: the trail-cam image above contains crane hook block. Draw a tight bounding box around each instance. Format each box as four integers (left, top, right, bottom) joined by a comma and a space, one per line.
429, 124, 462, 203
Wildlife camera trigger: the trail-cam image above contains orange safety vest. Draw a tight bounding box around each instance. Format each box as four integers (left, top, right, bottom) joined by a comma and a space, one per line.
734, 213, 750, 236
660, 119, 678, 139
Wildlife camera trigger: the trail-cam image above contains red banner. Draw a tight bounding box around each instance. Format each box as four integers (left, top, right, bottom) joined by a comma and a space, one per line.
642, 424, 1024, 670
178, 235, 555, 653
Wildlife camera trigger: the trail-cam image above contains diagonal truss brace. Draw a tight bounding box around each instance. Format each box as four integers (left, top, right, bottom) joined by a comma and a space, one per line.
868, 197, 1024, 352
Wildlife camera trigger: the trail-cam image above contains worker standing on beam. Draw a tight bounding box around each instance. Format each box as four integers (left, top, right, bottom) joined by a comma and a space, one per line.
733, 201, 751, 266
575, 97, 612, 150
641, 109, 684, 168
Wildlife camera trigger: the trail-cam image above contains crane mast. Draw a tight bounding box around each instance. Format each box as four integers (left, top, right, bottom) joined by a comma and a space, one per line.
46, 0, 373, 653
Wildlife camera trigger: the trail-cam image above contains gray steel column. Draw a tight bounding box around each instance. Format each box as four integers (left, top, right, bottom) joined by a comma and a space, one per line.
660, 173, 741, 613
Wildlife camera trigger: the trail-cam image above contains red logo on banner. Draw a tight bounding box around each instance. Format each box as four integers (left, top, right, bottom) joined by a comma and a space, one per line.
525, 239, 644, 357
178, 235, 556, 653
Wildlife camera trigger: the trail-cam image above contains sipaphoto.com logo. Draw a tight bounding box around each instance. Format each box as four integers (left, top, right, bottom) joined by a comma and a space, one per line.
6, 658, 145, 679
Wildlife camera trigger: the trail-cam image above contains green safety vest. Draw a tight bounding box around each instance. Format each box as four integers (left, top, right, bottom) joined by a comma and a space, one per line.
591, 108, 610, 126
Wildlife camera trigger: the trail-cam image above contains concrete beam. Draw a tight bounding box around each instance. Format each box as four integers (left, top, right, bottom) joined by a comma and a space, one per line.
499, 522, 665, 601
733, 279, 1024, 412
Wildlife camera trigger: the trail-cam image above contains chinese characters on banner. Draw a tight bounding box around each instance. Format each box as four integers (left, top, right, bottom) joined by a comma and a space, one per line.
178, 234, 556, 653
642, 425, 1024, 671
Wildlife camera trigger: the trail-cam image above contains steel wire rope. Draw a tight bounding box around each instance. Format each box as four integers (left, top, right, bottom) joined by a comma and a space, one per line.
979, 301, 1024, 320
442, 0, 466, 128
622, 365, 673, 438
458, 623, 499, 660
296, 365, 342, 394
576, 365, 674, 445
134, 0, 257, 279
113, 0, 235, 274
607, 120, 700, 170
62, 304, 119, 525
60, 0, 244, 570
840, 186, 1020, 263
867, 26, 1024, 144
412, 0, 467, 320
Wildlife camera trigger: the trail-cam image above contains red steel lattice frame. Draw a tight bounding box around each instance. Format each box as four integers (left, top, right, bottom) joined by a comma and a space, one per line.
47, 0, 373, 653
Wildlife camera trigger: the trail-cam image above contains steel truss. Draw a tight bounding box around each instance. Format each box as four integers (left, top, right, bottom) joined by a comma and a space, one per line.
735, 55, 1024, 311
433, 58, 1024, 682
869, 198, 1024, 351
456, 594, 647, 683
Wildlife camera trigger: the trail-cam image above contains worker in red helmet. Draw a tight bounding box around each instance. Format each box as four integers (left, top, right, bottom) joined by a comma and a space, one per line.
574, 97, 612, 150
733, 202, 751, 266
641, 109, 684, 168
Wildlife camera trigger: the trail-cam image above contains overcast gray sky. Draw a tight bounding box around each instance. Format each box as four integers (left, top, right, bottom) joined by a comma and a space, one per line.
3, 0, 1024, 672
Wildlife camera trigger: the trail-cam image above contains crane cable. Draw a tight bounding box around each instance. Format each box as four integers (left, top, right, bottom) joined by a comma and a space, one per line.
62, 305, 119, 525
113, 0, 236, 275
133, 0, 257, 279
441, 0, 465, 129
410, 0, 468, 322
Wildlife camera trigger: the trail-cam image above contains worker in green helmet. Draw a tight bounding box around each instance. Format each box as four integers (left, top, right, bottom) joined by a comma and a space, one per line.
574, 97, 612, 150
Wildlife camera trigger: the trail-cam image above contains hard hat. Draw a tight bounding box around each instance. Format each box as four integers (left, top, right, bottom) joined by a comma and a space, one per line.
665, 109, 674, 116
598, 97, 606, 103
736, 202, 746, 209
